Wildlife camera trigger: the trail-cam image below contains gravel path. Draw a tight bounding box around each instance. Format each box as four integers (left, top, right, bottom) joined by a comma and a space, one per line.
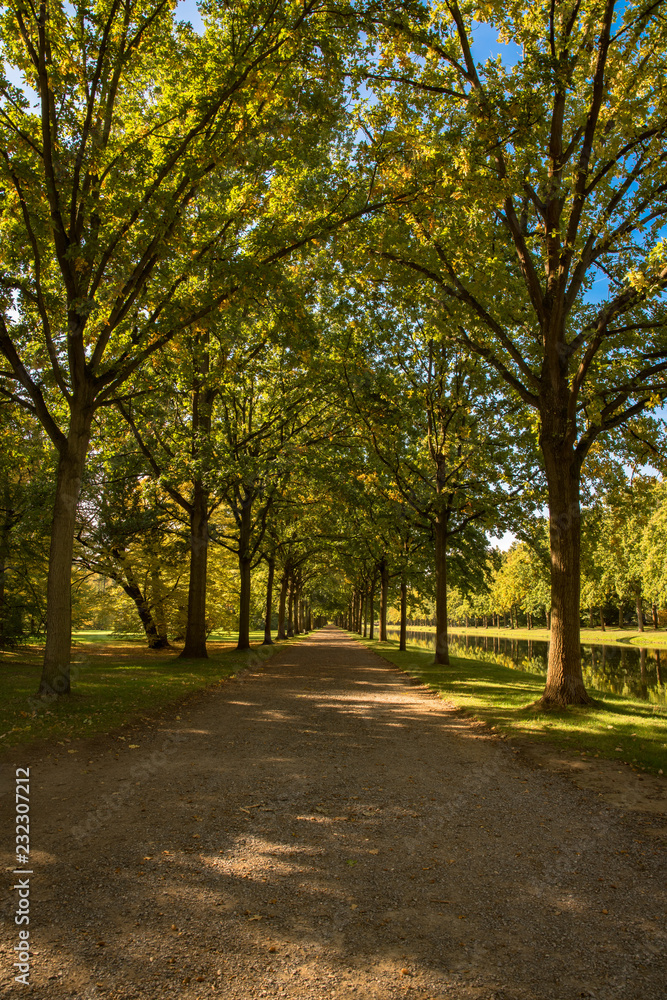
2, 626, 666, 1000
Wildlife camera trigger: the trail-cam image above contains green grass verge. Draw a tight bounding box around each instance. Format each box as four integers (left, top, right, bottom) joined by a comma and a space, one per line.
357, 634, 667, 776
71, 629, 269, 644
0, 633, 298, 752
386, 624, 667, 648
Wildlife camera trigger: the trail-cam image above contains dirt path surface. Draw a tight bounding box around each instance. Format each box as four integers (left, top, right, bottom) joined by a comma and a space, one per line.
2, 627, 666, 1000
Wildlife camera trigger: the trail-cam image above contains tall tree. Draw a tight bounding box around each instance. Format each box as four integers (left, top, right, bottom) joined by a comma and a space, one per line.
338, 298, 523, 663
0, 0, 366, 693
360, 0, 667, 703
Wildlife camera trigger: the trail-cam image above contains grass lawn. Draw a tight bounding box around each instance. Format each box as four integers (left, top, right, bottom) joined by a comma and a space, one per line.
386, 624, 667, 648
0, 632, 296, 752
358, 635, 667, 776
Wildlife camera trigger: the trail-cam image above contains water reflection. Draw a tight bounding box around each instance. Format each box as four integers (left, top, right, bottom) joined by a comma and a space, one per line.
386, 628, 666, 703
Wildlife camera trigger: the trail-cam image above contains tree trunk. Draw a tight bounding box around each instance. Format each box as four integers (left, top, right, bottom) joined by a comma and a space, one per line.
236, 502, 252, 651
599, 608, 605, 632
262, 556, 275, 644
151, 566, 170, 647
539, 445, 590, 706
399, 577, 407, 651
635, 584, 644, 632
369, 577, 375, 640
0, 494, 12, 644
293, 578, 301, 635
181, 333, 213, 656
434, 512, 449, 665
39, 407, 94, 696
277, 566, 289, 640
114, 548, 166, 649
181, 480, 209, 658
119, 580, 162, 648
652, 601, 659, 630
379, 561, 389, 640
287, 575, 294, 637
618, 601, 623, 628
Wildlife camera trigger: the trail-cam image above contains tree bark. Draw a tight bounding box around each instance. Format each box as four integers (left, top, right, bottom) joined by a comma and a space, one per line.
369, 578, 375, 640
379, 560, 389, 640
151, 566, 170, 647
123, 586, 163, 647
599, 608, 605, 632
40, 405, 94, 696
113, 547, 167, 649
539, 444, 590, 706
618, 601, 623, 628
652, 601, 659, 630
363, 588, 368, 637
0, 493, 12, 644
277, 565, 289, 640
635, 584, 644, 632
237, 501, 252, 650
399, 577, 407, 651
262, 556, 275, 644
287, 581, 294, 637
179, 328, 214, 656
180, 480, 209, 658
293, 575, 301, 634
434, 511, 449, 665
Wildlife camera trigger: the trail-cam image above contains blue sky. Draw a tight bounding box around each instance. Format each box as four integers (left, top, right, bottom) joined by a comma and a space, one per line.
174, 3, 523, 67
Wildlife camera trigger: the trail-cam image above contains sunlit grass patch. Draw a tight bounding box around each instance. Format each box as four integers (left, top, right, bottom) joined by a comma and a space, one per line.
0, 636, 288, 751
386, 624, 667, 648
359, 635, 667, 775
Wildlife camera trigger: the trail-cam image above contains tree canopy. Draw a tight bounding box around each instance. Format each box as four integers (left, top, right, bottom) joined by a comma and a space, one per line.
1, 0, 666, 708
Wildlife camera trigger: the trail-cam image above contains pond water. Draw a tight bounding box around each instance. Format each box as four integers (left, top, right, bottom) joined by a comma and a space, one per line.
386, 628, 666, 703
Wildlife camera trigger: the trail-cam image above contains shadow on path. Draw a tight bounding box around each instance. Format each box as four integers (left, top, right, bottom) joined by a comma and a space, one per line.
1, 627, 665, 1000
